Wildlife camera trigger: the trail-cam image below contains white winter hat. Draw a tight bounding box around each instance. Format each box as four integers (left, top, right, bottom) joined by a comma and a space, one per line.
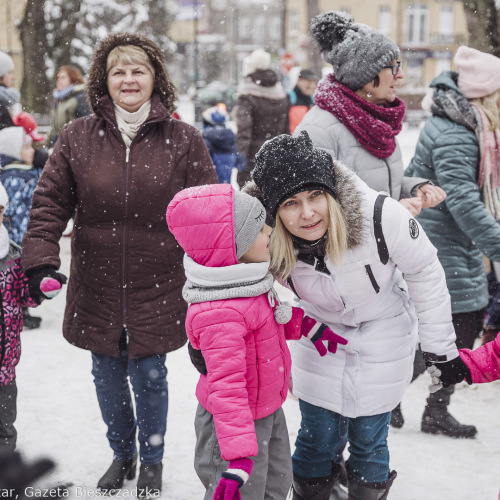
0, 126, 26, 161
242, 49, 271, 77
0, 52, 14, 78
0, 182, 8, 209
454, 45, 500, 99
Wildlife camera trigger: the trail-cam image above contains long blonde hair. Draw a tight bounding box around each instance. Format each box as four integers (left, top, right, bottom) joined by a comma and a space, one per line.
270, 193, 348, 280
470, 89, 500, 131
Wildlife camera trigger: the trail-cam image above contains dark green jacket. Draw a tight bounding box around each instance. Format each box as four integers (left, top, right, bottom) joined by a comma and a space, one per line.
406, 71, 500, 313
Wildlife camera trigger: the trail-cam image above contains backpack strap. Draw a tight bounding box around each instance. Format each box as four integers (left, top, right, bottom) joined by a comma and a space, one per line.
374, 194, 389, 265
286, 276, 301, 299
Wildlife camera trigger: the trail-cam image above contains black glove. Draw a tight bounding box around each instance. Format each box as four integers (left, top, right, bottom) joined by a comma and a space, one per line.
0, 449, 55, 499
188, 342, 207, 375
26, 267, 68, 305
423, 352, 472, 387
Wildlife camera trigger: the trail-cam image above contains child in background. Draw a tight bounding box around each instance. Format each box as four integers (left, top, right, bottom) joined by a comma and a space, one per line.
201, 105, 246, 184
0, 127, 44, 329
166, 184, 346, 500
0, 181, 66, 450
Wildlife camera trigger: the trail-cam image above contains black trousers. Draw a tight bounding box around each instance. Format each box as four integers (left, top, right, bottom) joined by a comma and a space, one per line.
411, 309, 485, 406
0, 380, 17, 450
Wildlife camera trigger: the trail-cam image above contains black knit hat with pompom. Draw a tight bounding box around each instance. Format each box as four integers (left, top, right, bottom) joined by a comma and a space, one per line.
310, 11, 400, 91
252, 131, 336, 217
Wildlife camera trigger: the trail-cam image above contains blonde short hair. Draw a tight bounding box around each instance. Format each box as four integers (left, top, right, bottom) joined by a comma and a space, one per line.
270, 192, 348, 280
106, 45, 155, 78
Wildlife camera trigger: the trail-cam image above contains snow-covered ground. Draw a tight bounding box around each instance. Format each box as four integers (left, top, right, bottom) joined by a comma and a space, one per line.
13, 113, 500, 500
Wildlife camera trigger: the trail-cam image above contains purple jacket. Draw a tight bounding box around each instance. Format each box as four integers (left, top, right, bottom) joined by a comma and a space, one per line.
0, 247, 38, 386
460, 333, 500, 383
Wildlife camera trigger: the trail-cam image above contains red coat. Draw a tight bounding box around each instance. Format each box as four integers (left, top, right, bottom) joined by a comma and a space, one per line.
22, 93, 217, 358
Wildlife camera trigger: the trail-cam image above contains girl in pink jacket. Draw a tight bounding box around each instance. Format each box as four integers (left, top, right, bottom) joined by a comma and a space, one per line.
166, 184, 346, 500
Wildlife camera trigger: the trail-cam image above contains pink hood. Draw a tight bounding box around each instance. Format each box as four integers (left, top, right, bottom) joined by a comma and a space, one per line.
166, 184, 238, 267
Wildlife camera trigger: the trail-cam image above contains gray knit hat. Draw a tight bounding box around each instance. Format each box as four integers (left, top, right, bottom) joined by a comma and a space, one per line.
0, 52, 14, 78
234, 190, 266, 259
310, 11, 400, 91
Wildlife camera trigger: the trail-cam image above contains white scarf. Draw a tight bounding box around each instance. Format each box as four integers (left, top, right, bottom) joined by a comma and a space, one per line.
0, 224, 10, 260
114, 101, 151, 148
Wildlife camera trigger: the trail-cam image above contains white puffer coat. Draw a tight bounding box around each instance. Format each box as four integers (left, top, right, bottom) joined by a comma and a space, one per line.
287, 164, 458, 417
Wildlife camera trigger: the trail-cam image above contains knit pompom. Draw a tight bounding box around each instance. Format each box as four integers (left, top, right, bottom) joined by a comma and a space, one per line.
274, 302, 293, 324
310, 11, 354, 53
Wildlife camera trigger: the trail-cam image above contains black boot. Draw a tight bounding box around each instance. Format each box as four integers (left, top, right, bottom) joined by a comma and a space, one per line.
292, 463, 341, 500
22, 307, 41, 330
421, 385, 477, 438
389, 403, 404, 429
137, 462, 162, 498
347, 470, 397, 500
97, 455, 137, 494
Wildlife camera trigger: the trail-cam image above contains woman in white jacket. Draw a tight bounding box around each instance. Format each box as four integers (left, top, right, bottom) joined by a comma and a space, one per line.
251, 131, 469, 500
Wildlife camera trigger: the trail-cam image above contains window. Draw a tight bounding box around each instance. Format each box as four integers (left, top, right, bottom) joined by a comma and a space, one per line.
270, 14, 281, 40
290, 9, 299, 32
254, 15, 266, 43
239, 16, 250, 39
439, 4, 454, 35
435, 58, 451, 76
406, 4, 428, 45
379, 6, 391, 35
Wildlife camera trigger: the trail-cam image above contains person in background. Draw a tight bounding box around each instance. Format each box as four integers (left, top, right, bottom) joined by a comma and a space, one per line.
0, 52, 20, 116
21, 32, 217, 497
404, 46, 500, 438
48, 65, 91, 147
288, 69, 318, 134
201, 104, 246, 184
0, 180, 66, 451
235, 48, 289, 188
0, 127, 42, 330
251, 132, 464, 499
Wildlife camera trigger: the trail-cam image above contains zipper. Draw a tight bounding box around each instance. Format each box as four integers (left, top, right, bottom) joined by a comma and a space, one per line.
365, 264, 380, 293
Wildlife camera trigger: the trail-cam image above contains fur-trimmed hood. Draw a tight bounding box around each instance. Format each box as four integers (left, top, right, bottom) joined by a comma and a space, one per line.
86, 32, 177, 118
244, 160, 366, 250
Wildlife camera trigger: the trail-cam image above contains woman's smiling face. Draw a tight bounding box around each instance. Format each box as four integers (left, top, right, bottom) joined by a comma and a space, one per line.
106, 62, 154, 112
277, 190, 330, 241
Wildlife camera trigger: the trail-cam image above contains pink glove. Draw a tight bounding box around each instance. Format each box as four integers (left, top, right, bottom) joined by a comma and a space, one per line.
301, 316, 348, 356
213, 458, 253, 500
39, 277, 63, 299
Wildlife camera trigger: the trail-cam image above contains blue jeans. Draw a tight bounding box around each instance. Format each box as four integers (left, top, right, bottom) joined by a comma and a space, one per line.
91, 331, 168, 465
293, 400, 390, 483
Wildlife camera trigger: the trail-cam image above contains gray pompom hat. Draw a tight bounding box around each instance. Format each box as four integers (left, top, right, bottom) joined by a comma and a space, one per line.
310, 11, 400, 91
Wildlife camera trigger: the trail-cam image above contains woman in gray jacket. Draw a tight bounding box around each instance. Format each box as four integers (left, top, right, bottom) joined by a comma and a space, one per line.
295, 11, 445, 217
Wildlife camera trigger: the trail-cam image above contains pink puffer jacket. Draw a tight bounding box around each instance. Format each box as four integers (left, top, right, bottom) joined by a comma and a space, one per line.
167, 184, 299, 461
460, 333, 500, 383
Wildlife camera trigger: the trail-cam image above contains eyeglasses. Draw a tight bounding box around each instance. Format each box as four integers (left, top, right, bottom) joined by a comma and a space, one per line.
383, 61, 403, 76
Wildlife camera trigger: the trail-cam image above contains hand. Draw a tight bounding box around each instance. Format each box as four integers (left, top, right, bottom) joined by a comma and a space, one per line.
213, 458, 254, 500
399, 197, 423, 217
27, 267, 68, 304
423, 354, 472, 387
188, 342, 207, 375
301, 316, 348, 356
416, 184, 446, 208
426, 364, 443, 393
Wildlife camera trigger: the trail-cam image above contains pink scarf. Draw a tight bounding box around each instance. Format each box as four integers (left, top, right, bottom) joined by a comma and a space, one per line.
314, 74, 406, 159
472, 104, 500, 219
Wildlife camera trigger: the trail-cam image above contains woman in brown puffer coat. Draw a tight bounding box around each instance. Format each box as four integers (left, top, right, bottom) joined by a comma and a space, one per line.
21, 32, 217, 496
